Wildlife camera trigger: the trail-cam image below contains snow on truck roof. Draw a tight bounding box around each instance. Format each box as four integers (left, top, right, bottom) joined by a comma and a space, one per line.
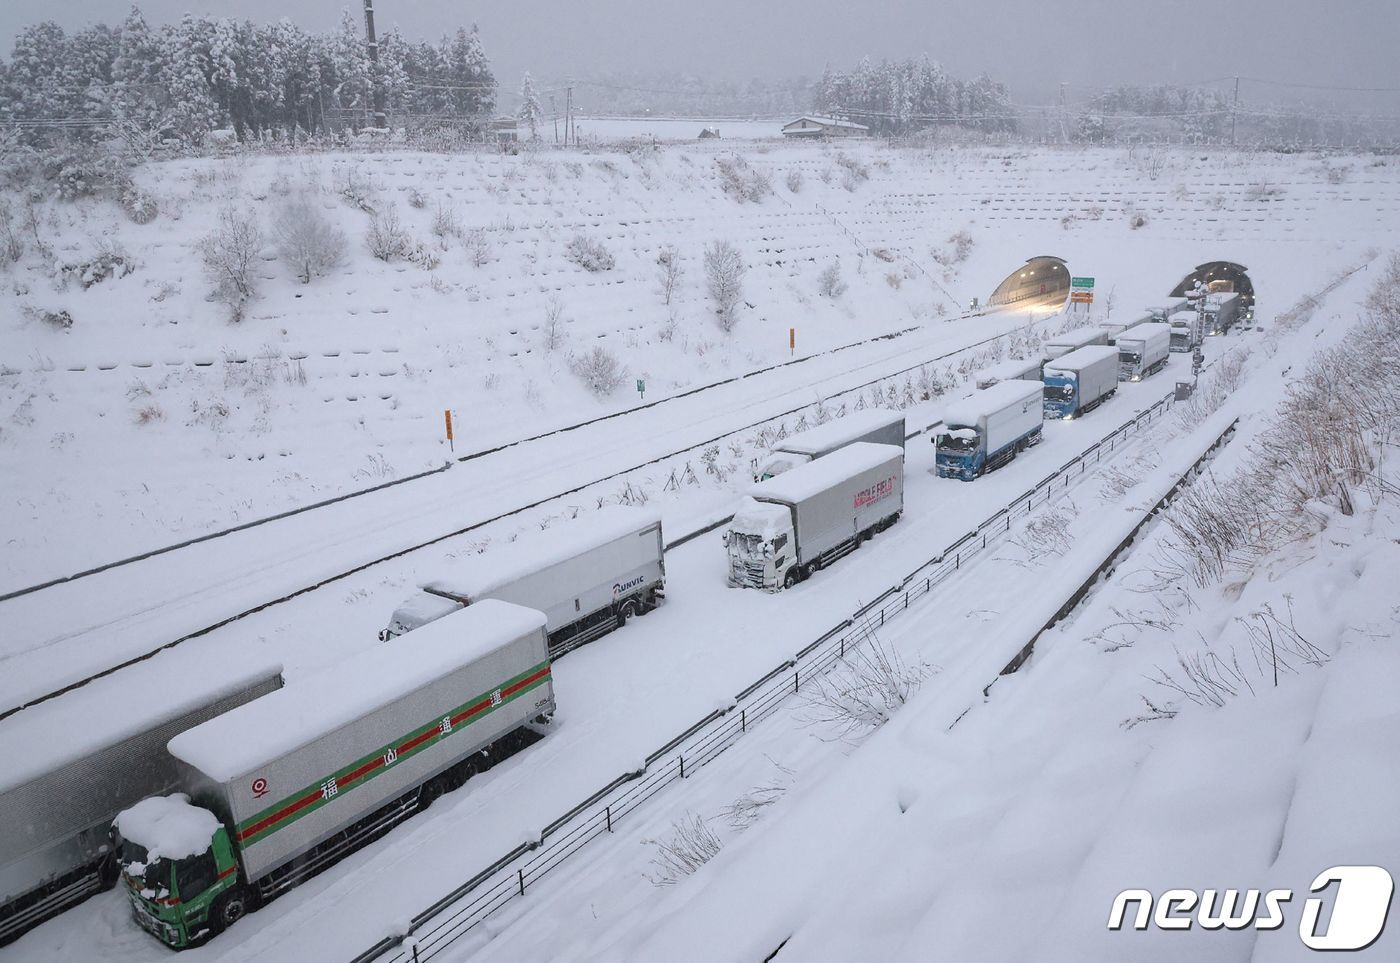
1045, 344, 1119, 374
168, 600, 547, 783
749, 442, 902, 504
1117, 322, 1172, 342
423, 505, 661, 600
943, 379, 1042, 428
974, 357, 1040, 383
114, 793, 220, 862
773, 408, 904, 455
0, 650, 283, 795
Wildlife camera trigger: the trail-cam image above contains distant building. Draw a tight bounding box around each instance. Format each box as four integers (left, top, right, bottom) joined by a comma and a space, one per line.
781, 116, 870, 139
698, 127, 721, 139
491, 116, 519, 144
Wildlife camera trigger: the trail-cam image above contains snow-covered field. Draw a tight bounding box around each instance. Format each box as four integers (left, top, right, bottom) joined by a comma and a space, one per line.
2, 140, 1398, 961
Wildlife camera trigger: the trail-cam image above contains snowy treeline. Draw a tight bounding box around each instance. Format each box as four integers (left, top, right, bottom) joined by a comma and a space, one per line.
0, 7, 496, 146
813, 56, 1015, 135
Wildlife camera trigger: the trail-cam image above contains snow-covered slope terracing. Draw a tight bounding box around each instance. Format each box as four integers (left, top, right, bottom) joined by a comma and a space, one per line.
4, 142, 1398, 588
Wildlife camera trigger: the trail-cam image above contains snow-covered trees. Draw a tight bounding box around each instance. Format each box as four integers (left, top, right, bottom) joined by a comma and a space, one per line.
0, 7, 501, 146
812, 55, 1016, 135
704, 240, 746, 334
274, 195, 346, 283
517, 71, 542, 141
199, 207, 263, 320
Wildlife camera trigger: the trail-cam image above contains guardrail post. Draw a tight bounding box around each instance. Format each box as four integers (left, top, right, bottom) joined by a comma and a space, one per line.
794, 669, 800, 692
680, 754, 686, 778
518, 868, 525, 896
606, 805, 613, 833
741, 708, 747, 732
412, 944, 421, 963
904, 592, 909, 610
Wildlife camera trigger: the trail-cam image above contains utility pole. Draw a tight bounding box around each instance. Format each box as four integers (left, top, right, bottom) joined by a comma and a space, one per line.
1058, 82, 1069, 144
565, 84, 574, 147
363, 0, 387, 128
1230, 76, 1240, 146
550, 92, 559, 144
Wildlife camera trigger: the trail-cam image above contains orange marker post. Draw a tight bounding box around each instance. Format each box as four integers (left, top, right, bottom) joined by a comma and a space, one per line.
789, 327, 796, 356
444, 409, 454, 453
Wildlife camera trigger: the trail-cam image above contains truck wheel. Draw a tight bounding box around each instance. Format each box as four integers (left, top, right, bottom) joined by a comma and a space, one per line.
783, 569, 799, 589
97, 854, 120, 889
614, 604, 631, 629
418, 776, 447, 811
210, 887, 250, 935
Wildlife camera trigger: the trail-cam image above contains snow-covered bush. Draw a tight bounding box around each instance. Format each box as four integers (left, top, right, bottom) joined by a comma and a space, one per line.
645, 813, 723, 885
55, 244, 135, 289
465, 228, 492, 267
715, 155, 771, 203
406, 187, 427, 209
817, 260, 846, 298
704, 240, 746, 333
785, 168, 803, 193
800, 638, 931, 740
932, 229, 974, 267
198, 207, 263, 319
0, 201, 22, 263
274, 195, 346, 283
570, 345, 625, 397
430, 203, 462, 247
564, 234, 615, 272
365, 204, 409, 261
120, 185, 159, 225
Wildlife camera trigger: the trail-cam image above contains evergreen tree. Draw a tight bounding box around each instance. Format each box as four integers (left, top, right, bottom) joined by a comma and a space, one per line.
517, 70, 542, 139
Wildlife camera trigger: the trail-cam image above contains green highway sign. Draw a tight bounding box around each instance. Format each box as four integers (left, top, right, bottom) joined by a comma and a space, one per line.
1070, 276, 1095, 289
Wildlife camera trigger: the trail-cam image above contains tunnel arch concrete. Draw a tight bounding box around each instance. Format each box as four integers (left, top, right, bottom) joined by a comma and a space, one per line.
988, 256, 1070, 307
1170, 261, 1255, 308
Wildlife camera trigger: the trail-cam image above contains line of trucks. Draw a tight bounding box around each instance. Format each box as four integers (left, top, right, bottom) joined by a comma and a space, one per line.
0, 293, 1226, 947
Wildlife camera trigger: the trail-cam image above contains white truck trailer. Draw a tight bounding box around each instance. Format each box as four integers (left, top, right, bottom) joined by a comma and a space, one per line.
1099, 314, 1154, 345
1042, 345, 1120, 420
115, 600, 554, 948
725, 442, 903, 591
381, 506, 664, 655
1116, 322, 1173, 381
0, 656, 282, 944
1043, 326, 1110, 360
753, 408, 905, 481
1204, 292, 1242, 336
934, 380, 1044, 481
1169, 311, 1205, 352
973, 356, 1043, 390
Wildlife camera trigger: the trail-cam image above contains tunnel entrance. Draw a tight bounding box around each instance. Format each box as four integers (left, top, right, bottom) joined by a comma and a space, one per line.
1170, 261, 1255, 308
988, 256, 1070, 308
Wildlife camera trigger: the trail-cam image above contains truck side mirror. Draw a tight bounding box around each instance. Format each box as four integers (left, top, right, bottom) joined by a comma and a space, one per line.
720, 531, 731, 547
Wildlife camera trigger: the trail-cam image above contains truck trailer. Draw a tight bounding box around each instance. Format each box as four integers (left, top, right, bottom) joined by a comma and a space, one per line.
381, 506, 664, 656
115, 600, 555, 948
1098, 314, 1154, 345
973, 356, 1043, 390
1116, 322, 1173, 381
1149, 300, 1191, 323
753, 408, 905, 481
1043, 326, 1110, 360
1042, 345, 1119, 420
0, 657, 282, 945
934, 380, 1043, 481
725, 442, 904, 591
1204, 292, 1242, 336
1169, 311, 1205, 352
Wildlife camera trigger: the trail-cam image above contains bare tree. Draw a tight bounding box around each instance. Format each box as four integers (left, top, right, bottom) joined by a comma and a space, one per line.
570, 345, 625, 397
817, 260, 847, 298
542, 296, 566, 353
274, 195, 346, 283
198, 207, 263, 320
704, 240, 746, 333
657, 244, 683, 305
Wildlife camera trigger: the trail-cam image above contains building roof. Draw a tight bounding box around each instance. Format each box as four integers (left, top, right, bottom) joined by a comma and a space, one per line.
782, 116, 870, 132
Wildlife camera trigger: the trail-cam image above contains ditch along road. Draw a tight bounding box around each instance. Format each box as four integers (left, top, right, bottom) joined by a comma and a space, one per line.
0, 301, 1066, 715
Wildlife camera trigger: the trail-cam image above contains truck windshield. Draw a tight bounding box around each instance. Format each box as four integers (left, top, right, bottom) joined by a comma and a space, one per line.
118, 839, 171, 893
730, 532, 765, 558
937, 433, 977, 453
1043, 383, 1073, 403
1120, 351, 1141, 365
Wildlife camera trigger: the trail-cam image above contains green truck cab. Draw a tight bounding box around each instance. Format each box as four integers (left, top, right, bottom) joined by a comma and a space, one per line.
112, 796, 243, 948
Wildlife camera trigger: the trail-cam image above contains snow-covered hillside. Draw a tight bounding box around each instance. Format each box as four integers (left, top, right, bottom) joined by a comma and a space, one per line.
5, 142, 1397, 588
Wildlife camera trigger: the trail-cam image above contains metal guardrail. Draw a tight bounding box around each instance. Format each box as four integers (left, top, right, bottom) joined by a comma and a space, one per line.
351, 390, 1178, 963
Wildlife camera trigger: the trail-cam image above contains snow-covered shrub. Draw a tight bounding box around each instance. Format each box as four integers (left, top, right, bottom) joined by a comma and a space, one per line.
817, 261, 846, 298
26, 307, 73, 330
55, 244, 135, 289
430, 203, 462, 247
1128, 210, 1149, 230
43, 149, 131, 201
198, 208, 262, 318
274, 195, 346, 283
365, 204, 409, 261
715, 155, 771, 203
570, 345, 625, 397
932, 229, 974, 267
704, 240, 745, 333
335, 166, 377, 213
645, 813, 723, 885
564, 234, 615, 272
800, 638, 931, 740
406, 187, 427, 209
407, 241, 440, 271
656, 244, 682, 305
785, 168, 803, 193
133, 403, 165, 425
0, 201, 22, 263
885, 271, 902, 290
465, 228, 492, 267
542, 297, 566, 353
120, 185, 159, 225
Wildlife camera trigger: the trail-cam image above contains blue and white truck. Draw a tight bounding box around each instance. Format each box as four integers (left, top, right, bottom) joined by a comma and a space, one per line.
1042, 345, 1119, 420
934, 380, 1044, 481
1115, 322, 1172, 381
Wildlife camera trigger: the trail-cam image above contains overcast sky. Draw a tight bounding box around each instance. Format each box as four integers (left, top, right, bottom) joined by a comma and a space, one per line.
3, 0, 1399, 108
